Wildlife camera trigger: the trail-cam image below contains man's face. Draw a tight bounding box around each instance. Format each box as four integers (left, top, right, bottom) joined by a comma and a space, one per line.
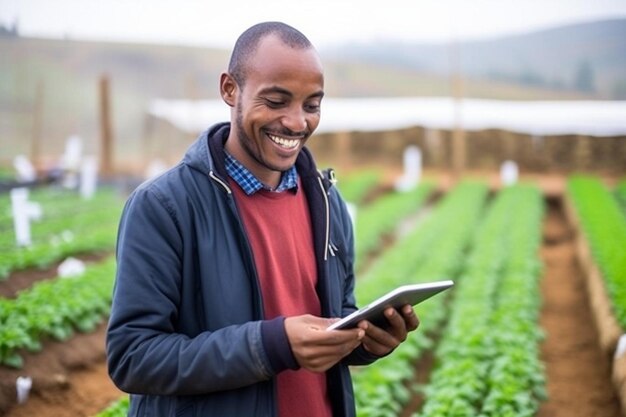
226, 35, 324, 187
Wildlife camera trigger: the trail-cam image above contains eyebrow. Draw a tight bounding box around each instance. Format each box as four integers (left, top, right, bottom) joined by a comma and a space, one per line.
259, 85, 325, 100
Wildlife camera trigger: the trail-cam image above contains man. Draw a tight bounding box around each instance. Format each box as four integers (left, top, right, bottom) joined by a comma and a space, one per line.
106, 21, 419, 417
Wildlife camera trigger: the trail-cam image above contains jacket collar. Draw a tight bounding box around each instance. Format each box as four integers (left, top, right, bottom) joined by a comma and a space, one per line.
185, 122, 333, 193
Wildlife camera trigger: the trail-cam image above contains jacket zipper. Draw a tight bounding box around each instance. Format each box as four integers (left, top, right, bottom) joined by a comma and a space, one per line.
209, 170, 232, 194
210, 169, 265, 320
317, 176, 330, 261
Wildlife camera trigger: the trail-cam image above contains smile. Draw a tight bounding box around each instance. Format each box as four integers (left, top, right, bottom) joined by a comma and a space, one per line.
268, 134, 300, 149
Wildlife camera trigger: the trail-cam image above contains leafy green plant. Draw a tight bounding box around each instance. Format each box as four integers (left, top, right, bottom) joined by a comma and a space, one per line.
336, 169, 383, 205
93, 396, 129, 417
417, 184, 545, 417
615, 178, 626, 218
0, 187, 124, 278
352, 181, 489, 417
0, 257, 116, 368
568, 176, 626, 329
354, 182, 434, 272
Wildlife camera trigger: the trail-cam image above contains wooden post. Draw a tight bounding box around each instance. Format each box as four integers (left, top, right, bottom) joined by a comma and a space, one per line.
337, 130, 352, 171
452, 102, 466, 178
450, 39, 466, 179
30, 80, 44, 170
99, 75, 114, 177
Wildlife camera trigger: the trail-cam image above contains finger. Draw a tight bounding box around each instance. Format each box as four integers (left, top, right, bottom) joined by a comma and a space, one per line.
297, 337, 364, 371
361, 320, 401, 349
315, 328, 365, 346
361, 334, 395, 357
401, 305, 420, 331
384, 307, 406, 329
382, 308, 409, 341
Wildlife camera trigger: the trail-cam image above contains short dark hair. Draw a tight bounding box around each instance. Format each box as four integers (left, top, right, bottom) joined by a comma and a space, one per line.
228, 21, 313, 87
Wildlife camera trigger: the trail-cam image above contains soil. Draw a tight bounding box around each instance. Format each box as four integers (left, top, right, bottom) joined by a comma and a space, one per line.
0, 324, 122, 417
0, 188, 623, 417
536, 197, 621, 417
0, 252, 112, 299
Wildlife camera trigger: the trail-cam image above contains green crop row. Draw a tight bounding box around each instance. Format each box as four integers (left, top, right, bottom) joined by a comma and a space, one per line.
0, 187, 124, 278
92, 396, 129, 417
567, 175, 626, 329
354, 182, 434, 272
336, 169, 383, 206
0, 257, 116, 368
417, 184, 545, 417
352, 181, 489, 417
615, 178, 626, 218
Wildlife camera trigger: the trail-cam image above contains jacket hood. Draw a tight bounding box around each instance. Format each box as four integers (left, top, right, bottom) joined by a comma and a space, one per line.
182, 122, 229, 175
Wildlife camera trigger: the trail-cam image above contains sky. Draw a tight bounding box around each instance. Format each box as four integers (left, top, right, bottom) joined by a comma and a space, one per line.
1, 0, 626, 49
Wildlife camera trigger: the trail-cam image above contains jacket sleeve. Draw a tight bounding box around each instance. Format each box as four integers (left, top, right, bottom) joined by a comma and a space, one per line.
106, 184, 295, 396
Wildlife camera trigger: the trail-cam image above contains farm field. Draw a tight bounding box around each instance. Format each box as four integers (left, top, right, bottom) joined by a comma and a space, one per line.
0, 172, 623, 417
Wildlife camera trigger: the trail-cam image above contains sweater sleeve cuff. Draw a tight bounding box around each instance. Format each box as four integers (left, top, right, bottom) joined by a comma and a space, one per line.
260, 316, 299, 373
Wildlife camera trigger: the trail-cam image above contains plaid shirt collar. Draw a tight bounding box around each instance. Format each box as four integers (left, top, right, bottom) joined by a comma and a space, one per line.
224, 151, 298, 195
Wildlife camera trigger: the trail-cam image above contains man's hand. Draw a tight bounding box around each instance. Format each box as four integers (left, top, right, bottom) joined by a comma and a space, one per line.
284, 315, 364, 373
358, 304, 420, 356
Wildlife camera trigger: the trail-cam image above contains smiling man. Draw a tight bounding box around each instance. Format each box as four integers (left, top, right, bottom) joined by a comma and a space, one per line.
106, 22, 419, 417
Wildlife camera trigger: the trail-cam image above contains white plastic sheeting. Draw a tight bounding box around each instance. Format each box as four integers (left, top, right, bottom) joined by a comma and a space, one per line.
148, 97, 626, 137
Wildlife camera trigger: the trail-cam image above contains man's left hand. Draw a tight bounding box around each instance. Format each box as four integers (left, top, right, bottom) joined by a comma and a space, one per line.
358, 304, 420, 356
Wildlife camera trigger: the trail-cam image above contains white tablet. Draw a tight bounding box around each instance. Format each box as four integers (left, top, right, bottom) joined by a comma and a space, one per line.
327, 280, 454, 330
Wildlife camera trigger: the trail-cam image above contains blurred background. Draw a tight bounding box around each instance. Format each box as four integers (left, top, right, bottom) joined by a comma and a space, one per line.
1, 0, 625, 182
2, 2, 626, 416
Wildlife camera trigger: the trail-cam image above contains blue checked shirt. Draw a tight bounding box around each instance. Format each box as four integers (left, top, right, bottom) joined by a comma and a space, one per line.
224, 151, 298, 195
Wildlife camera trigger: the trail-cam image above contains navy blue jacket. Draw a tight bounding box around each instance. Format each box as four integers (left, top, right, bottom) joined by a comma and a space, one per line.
106, 123, 378, 416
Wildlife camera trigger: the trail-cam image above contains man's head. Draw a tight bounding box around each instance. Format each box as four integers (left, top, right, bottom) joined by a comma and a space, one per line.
228, 21, 313, 88
220, 22, 324, 188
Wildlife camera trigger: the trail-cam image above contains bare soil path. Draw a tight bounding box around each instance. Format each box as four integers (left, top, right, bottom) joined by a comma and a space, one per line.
1, 324, 122, 417
536, 197, 621, 417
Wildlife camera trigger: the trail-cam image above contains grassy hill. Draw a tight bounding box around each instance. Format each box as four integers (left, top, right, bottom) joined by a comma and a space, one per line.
1, 19, 616, 167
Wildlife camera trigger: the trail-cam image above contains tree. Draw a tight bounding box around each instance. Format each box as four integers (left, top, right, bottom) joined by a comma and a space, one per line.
574, 60, 595, 93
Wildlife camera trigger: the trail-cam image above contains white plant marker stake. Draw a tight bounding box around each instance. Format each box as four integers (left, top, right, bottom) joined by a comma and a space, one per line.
58, 257, 86, 278
616, 334, 626, 360
61, 135, 83, 189
10, 188, 42, 247
80, 155, 98, 199
16, 376, 32, 404
500, 160, 519, 187
13, 155, 37, 183
394, 145, 422, 192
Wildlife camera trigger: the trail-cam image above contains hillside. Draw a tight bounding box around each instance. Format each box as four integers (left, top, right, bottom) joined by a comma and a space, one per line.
0, 19, 619, 166
324, 18, 626, 99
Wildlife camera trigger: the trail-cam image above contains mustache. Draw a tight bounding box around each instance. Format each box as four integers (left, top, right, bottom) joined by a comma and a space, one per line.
270, 128, 309, 138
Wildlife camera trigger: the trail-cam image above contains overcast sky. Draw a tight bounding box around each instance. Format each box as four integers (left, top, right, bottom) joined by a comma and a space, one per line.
1, 0, 626, 49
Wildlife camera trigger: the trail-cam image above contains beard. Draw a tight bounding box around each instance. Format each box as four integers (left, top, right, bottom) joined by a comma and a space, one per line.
234, 101, 300, 174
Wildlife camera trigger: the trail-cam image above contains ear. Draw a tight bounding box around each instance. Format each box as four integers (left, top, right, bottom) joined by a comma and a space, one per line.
220, 72, 237, 107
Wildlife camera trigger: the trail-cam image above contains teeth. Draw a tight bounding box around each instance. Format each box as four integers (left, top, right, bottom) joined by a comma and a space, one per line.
269, 134, 299, 149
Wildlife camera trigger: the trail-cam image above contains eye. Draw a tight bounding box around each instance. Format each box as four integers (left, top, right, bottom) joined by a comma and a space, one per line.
304, 102, 321, 113
265, 98, 285, 108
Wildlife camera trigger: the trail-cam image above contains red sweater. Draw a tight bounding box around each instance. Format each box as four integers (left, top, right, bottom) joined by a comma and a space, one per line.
231, 180, 333, 417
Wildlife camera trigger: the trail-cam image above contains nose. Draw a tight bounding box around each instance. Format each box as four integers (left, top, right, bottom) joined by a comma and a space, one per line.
282, 105, 308, 133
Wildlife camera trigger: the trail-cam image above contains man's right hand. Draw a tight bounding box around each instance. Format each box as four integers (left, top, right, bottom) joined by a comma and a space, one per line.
284, 315, 364, 373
